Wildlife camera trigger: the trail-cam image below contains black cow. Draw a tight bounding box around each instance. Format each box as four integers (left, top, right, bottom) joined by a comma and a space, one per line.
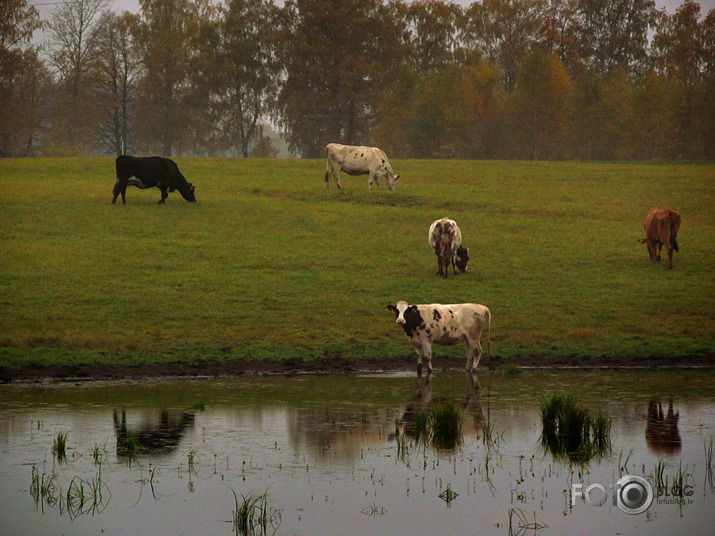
112, 155, 196, 204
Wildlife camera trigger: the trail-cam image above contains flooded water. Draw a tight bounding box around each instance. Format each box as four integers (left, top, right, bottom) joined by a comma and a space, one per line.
0, 370, 713, 536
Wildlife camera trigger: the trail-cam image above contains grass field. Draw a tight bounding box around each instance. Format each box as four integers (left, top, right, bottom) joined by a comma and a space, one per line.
0, 157, 713, 371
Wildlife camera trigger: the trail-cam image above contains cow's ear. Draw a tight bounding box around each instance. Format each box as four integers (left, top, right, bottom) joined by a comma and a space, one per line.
407, 305, 418, 313
395, 175, 400, 181
387, 304, 396, 313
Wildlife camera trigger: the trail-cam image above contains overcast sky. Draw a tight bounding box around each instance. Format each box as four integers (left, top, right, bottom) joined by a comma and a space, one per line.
29, 0, 715, 44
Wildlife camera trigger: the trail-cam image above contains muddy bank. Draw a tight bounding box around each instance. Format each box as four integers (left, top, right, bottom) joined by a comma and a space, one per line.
1, 353, 713, 383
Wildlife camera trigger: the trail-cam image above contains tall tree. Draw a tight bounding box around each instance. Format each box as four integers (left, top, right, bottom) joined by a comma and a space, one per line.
652, 1, 711, 158
202, 0, 281, 158
0, 0, 49, 156
277, 0, 404, 157
539, 0, 583, 75
699, 9, 715, 159
94, 11, 139, 156
45, 0, 104, 154
577, 0, 657, 77
131, 0, 209, 156
626, 72, 672, 159
566, 70, 608, 159
405, 0, 462, 73
461, 0, 546, 92
508, 49, 572, 159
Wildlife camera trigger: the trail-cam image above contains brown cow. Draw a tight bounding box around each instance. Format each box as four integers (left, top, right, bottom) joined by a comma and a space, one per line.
638, 208, 681, 269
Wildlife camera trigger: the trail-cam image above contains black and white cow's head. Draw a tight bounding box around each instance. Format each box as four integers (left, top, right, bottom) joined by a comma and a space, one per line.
455, 246, 470, 273
387, 301, 424, 336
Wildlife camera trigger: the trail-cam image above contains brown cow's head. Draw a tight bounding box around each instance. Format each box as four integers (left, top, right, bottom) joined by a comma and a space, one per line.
455, 246, 470, 273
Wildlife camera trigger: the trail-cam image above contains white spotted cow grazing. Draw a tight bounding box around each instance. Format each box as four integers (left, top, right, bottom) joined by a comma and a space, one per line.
113, 155, 196, 204
387, 301, 491, 375
428, 218, 469, 278
324, 143, 400, 190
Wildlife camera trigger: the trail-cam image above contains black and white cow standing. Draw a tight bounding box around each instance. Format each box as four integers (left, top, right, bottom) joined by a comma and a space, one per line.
428, 217, 469, 278
387, 301, 491, 376
324, 143, 400, 190
112, 155, 196, 204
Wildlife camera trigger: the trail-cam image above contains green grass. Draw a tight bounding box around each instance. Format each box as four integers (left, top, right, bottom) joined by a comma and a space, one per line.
0, 157, 713, 370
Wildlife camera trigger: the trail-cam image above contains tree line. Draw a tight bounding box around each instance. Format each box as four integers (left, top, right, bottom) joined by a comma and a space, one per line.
1, 0, 713, 160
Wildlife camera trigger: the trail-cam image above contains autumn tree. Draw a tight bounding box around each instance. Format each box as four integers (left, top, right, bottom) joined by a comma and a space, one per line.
508, 49, 572, 159
699, 9, 715, 159
577, 0, 657, 77
539, 0, 583, 75
131, 0, 210, 156
277, 0, 404, 157
626, 72, 673, 159
461, 0, 546, 92
94, 11, 139, 156
405, 0, 462, 73
0, 0, 49, 156
44, 0, 105, 155
200, 0, 281, 157
652, 1, 714, 158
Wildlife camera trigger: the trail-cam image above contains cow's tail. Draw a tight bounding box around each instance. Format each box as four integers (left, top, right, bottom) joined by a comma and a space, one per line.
485, 307, 491, 357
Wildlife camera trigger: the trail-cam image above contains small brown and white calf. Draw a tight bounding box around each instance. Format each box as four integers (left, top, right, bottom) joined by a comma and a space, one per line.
428, 218, 469, 278
387, 301, 491, 375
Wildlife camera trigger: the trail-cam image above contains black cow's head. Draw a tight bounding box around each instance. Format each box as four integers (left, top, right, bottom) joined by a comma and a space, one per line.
179, 183, 196, 202
455, 246, 470, 273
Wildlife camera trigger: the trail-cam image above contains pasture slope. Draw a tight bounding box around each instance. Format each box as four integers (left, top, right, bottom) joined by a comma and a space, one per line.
0, 157, 713, 381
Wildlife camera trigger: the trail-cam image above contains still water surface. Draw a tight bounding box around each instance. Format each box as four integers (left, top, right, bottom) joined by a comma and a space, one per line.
0, 370, 713, 535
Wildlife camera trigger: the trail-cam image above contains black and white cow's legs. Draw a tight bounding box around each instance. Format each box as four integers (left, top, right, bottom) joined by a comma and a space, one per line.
415, 344, 433, 377
465, 340, 483, 372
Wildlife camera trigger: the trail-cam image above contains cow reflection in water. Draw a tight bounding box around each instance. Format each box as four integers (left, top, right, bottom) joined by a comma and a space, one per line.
645, 399, 681, 455
113, 409, 195, 457
395, 372, 486, 440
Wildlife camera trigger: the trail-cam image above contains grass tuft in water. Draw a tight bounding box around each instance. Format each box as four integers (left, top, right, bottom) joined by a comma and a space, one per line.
539, 394, 611, 464
412, 401, 463, 450
231, 489, 279, 536
431, 401, 463, 450
120, 432, 144, 462
52, 432, 68, 464
413, 409, 431, 446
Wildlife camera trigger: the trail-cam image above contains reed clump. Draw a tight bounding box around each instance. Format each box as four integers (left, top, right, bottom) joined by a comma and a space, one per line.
539, 394, 611, 463
414, 400, 463, 450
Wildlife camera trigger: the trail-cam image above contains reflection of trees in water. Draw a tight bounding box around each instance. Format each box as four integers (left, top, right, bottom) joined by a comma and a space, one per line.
113, 409, 195, 457
286, 406, 394, 462
286, 373, 487, 461
645, 399, 681, 455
